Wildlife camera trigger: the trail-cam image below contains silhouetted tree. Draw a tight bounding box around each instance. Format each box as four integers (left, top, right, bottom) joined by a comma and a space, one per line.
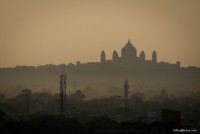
71, 90, 85, 101
160, 89, 168, 98
159, 89, 169, 102
83, 87, 96, 99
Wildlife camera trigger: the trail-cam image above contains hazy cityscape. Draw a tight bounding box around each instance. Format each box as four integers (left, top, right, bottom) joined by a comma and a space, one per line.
0, 0, 200, 134
0, 40, 200, 134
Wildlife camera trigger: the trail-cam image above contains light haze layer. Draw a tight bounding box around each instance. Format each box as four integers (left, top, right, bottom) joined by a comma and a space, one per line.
0, 0, 200, 67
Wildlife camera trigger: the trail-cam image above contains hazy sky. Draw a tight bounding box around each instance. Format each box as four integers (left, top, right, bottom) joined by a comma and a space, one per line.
0, 0, 200, 68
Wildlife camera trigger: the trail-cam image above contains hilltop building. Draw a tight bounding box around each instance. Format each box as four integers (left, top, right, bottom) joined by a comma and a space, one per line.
99, 40, 180, 69
69, 40, 180, 72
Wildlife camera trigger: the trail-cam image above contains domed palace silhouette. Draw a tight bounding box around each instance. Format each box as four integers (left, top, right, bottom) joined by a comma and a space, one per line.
73, 40, 180, 71
99, 40, 180, 69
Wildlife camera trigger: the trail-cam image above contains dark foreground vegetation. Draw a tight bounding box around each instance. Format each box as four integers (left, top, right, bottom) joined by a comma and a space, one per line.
1, 112, 198, 134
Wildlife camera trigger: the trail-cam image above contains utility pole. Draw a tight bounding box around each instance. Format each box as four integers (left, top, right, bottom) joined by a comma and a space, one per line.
124, 79, 129, 112
21, 89, 31, 114
60, 75, 67, 116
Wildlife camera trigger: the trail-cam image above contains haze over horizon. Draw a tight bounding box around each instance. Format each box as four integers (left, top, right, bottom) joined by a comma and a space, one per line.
0, 0, 200, 68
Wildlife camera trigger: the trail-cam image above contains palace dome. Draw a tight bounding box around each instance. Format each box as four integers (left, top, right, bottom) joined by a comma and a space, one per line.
121, 40, 137, 59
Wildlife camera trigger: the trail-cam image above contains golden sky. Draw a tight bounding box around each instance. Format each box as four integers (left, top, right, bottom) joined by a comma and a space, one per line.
0, 0, 200, 67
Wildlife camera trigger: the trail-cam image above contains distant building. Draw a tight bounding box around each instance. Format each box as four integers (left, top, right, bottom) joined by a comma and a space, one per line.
72, 40, 180, 71
100, 40, 180, 68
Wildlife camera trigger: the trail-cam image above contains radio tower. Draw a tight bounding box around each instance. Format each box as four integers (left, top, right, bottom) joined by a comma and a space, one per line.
124, 79, 129, 112
60, 75, 67, 115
